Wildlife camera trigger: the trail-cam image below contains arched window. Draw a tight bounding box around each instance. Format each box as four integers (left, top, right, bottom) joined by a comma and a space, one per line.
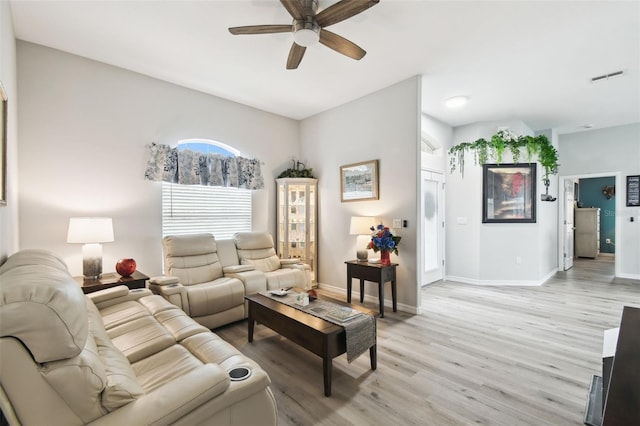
161, 139, 251, 238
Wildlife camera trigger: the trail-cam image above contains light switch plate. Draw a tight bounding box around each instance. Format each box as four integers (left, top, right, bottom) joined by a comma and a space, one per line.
392, 219, 402, 228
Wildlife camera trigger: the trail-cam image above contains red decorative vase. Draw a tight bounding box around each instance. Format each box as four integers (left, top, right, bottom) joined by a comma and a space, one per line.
380, 250, 391, 266
116, 258, 136, 277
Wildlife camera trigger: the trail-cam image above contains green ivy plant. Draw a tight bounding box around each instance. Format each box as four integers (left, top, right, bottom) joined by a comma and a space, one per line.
277, 159, 315, 179
449, 130, 559, 181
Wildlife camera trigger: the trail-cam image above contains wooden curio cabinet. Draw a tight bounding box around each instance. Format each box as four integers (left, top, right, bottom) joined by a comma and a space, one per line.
276, 178, 318, 283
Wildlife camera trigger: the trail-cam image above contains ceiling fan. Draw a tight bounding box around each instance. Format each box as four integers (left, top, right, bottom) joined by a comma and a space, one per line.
228, 0, 379, 69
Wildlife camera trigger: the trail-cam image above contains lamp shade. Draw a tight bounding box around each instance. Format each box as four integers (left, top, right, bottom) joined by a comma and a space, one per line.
349, 216, 377, 235
67, 217, 114, 243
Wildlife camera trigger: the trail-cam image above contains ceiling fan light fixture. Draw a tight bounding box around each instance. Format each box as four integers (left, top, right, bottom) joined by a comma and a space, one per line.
445, 96, 468, 108
293, 20, 320, 47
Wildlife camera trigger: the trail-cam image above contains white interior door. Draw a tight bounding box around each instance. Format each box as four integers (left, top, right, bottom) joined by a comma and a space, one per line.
421, 170, 445, 285
563, 179, 575, 270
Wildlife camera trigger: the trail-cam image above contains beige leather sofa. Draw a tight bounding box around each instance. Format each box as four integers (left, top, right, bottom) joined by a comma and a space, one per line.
150, 232, 311, 329
0, 249, 277, 426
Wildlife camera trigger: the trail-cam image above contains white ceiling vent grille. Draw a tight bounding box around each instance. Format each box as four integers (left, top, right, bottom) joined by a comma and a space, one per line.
591, 70, 624, 83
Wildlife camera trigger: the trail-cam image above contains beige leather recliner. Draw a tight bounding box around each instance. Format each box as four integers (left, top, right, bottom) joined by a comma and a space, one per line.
154, 233, 248, 329
233, 232, 312, 291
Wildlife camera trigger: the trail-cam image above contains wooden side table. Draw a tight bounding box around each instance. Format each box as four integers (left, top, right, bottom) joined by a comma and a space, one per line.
345, 260, 397, 317
74, 270, 149, 294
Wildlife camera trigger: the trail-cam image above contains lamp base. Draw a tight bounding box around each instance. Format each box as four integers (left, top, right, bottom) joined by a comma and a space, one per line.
82, 243, 103, 280
356, 250, 368, 262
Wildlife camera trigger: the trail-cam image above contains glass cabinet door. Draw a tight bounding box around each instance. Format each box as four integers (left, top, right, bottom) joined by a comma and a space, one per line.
276, 178, 318, 283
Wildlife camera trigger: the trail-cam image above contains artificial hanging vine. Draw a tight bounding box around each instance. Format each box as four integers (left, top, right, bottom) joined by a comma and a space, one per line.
448, 129, 559, 182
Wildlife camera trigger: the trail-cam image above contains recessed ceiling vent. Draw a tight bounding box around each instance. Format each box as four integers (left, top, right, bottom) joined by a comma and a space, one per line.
591, 70, 624, 83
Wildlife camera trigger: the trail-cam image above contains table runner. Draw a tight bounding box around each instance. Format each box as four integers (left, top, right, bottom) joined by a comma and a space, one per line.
259, 291, 376, 362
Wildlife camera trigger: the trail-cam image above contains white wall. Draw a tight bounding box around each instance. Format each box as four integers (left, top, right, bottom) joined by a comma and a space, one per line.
17, 42, 300, 276
446, 120, 559, 284
445, 124, 482, 280
535, 128, 559, 279
300, 76, 421, 312
0, 1, 19, 261
421, 113, 451, 172
559, 123, 640, 279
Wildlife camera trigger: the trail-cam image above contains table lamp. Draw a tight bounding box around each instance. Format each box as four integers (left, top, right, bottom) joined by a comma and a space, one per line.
349, 216, 376, 262
67, 217, 114, 279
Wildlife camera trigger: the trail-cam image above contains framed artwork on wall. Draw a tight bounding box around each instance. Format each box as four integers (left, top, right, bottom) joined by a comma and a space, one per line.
482, 163, 536, 223
340, 159, 379, 202
0, 81, 7, 207
627, 175, 640, 207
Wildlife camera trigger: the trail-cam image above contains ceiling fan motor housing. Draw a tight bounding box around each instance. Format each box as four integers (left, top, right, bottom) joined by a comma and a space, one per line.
293, 0, 320, 47
293, 20, 320, 46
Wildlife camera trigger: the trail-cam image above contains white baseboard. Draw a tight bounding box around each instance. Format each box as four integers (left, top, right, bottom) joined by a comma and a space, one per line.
445, 268, 558, 287
316, 282, 419, 315
616, 272, 640, 280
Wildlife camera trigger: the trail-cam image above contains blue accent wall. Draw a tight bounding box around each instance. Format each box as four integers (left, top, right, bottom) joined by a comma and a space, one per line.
579, 177, 615, 253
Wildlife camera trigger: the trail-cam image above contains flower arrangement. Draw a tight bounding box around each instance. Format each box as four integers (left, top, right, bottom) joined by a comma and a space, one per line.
367, 224, 401, 255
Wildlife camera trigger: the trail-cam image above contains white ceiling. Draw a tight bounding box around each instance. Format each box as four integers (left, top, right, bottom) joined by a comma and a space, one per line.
9, 0, 640, 134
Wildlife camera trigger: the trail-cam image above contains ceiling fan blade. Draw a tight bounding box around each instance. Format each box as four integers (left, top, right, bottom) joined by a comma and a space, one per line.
316, 0, 379, 28
229, 25, 291, 35
280, 0, 304, 20
287, 43, 306, 69
319, 29, 366, 60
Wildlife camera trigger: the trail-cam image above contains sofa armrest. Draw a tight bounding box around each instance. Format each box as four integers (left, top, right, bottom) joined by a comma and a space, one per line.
87, 285, 129, 302
281, 262, 310, 270
149, 276, 180, 286
225, 269, 266, 296
279, 259, 300, 266
149, 282, 190, 315
87, 364, 230, 426
88, 286, 154, 309
280, 263, 312, 290
223, 265, 255, 274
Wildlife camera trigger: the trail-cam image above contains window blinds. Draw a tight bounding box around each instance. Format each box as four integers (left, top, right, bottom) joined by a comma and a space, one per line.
162, 182, 251, 239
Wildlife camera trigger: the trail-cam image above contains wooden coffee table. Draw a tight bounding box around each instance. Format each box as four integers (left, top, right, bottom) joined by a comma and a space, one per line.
245, 293, 377, 397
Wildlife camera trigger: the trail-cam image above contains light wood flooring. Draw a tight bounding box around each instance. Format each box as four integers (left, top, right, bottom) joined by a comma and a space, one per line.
215, 257, 640, 425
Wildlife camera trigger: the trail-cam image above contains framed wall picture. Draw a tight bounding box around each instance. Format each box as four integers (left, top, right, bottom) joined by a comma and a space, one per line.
340, 159, 379, 202
0, 82, 7, 206
482, 163, 536, 223
627, 175, 640, 207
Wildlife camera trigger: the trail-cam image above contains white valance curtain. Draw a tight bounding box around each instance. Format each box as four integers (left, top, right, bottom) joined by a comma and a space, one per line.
144, 143, 264, 190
